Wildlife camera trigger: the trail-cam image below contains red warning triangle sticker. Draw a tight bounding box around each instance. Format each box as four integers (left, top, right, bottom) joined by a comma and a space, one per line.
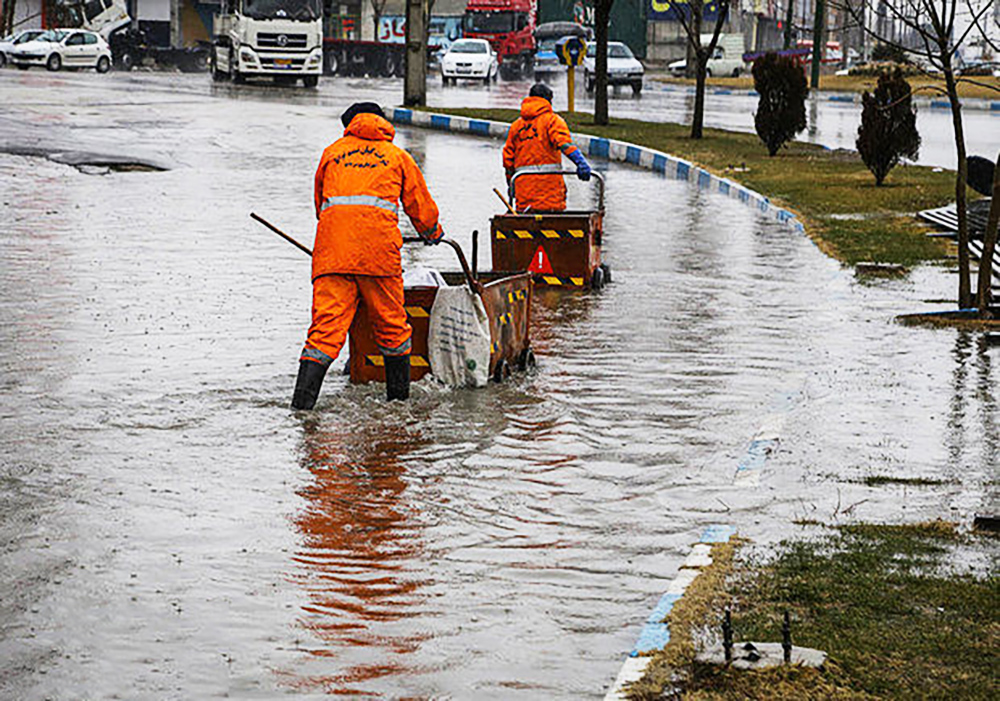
527, 245, 554, 274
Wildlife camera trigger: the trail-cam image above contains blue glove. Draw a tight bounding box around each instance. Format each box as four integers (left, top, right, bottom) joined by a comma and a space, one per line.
567, 149, 591, 181
422, 223, 443, 246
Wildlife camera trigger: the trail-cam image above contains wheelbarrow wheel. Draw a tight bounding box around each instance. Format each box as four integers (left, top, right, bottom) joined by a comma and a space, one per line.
591, 265, 605, 290
517, 348, 536, 372
493, 358, 512, 383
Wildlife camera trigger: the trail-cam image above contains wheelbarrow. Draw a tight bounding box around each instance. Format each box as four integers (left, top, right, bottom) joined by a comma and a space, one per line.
491, 168, 611, 289
348, 234, 534, 385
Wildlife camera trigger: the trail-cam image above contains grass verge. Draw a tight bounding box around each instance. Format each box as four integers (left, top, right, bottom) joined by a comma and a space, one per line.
630, 521, 998, 699
421, 107, 956, 267
652, 74, 1000, 101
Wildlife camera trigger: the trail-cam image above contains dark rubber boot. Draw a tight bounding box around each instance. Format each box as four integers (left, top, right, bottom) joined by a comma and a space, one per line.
290, 360, 329, 410
384, 354, 410, 401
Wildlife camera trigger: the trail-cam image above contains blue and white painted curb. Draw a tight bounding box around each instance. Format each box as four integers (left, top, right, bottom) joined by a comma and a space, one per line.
603, 524, 738, 701
388, 107, 807, 236
652, 83, 1000, 112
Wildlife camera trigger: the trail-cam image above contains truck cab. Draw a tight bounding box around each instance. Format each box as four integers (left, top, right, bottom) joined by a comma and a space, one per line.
463, 0, 536, 79
213, 0, 323, 86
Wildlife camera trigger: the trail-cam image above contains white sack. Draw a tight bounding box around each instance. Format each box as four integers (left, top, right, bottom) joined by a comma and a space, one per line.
403, 267, 448, 288
427, 286, 491, 388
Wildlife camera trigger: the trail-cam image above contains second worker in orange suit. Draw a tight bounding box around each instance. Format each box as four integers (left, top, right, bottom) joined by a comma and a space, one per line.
291, 102, 444, 410
502, 83, 592, 212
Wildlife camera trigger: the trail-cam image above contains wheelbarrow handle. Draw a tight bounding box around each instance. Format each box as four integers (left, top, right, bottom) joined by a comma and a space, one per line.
508, 169, 605, 213
402, 236, 482, 296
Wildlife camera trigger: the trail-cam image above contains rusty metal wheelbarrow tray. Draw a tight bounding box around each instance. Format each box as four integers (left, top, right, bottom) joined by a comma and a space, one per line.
348, 237, 533, 385
491, 169, 607, 289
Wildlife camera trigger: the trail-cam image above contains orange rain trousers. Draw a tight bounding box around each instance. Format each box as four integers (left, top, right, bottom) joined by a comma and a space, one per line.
301, 274, 411, 365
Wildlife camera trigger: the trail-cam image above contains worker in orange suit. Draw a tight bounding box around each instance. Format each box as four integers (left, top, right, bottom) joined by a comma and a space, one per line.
291, 102, 444, 410
502, 83, 592, 212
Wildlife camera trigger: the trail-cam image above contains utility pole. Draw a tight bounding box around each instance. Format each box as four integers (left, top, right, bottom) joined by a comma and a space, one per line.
404, 0, 428, 107
810, 0, 824, 88
170, 0, 182, 48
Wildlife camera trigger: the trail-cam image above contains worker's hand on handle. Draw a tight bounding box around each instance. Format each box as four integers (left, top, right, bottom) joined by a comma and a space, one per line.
568, 149, 592, 182
421, 223, 444, 246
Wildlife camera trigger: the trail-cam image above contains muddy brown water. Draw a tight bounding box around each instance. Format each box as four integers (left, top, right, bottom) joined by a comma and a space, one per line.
0, 71, 997, 698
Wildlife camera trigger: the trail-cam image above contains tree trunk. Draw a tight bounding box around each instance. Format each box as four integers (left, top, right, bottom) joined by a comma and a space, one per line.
594, 0, 612, 126
810, 0, 825, 89
976, 152, 1000, 317
783, 0, 794, 50
943, 65, 972, 309
691, 54, 707, 139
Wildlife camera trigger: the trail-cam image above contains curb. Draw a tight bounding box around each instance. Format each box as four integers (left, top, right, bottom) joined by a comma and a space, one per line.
387, 108, 806, 236
651, 83, 1000, 112
602, 525, 738, 701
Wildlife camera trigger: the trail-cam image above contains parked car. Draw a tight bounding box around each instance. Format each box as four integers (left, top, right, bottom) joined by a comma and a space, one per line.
10, 29, 112, 73
533, 21, 589, 79
0, 28, 46, 68
584, 41, 644, 95
668, 33, 746, 77
440, 38, 498, 85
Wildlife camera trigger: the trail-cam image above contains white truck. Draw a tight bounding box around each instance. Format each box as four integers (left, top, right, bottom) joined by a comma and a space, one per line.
212, 0, 323, 87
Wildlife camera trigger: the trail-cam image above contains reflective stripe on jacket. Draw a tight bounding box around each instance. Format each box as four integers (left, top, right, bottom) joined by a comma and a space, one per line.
312, 113, 441, 278
502, 96, 579, 212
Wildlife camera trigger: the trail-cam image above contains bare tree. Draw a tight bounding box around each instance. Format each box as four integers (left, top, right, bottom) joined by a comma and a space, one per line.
370, 0, 389, 40
833, 0, 999, 310
593, 0, 615, 126
2, 0, 17, 36
977, 154, 1000, 316
673, 0, 732, 139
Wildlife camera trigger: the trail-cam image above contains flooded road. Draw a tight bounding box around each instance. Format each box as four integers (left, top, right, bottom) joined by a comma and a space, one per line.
1, 71, 997, 698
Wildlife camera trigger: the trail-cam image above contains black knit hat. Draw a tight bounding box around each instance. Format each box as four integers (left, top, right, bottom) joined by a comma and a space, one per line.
341, 102, 386, 128
529, 83, 553, 102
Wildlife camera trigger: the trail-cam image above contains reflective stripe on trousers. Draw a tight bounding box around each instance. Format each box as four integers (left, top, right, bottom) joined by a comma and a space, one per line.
321, 195, 400, 215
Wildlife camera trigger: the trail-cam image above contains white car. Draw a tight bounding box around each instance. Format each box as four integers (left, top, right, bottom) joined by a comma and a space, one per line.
0, 28, 46, 68
584, 41, 644, 95
10, 29, 112, 73
667, 35, 746, 78
441, 38, 498, 85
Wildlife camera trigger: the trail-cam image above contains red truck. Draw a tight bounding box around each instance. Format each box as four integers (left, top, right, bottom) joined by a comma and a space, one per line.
463, 0, 536, 79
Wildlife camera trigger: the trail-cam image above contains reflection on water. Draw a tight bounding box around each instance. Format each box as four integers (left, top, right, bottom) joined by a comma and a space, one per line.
289, 419, 428, 692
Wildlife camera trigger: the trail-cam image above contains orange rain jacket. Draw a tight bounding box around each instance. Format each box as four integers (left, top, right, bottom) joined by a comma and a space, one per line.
312, 113, 442, 280
502, 96, 580, 212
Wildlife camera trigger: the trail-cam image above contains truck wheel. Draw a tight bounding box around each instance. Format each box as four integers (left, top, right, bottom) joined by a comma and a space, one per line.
302, 75, 318, 88
0, 53, 7, 68
96, 56, 110, 74
441, 74, 450, 86
731, 67, 741, 77
120, 50, 136, 71
631, 81, 642, 96
600, 263, 612, 285
586, 75, 594, 92
380, 52, 395, 77
46, 53, 62, 72
324, 51, 338, 75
